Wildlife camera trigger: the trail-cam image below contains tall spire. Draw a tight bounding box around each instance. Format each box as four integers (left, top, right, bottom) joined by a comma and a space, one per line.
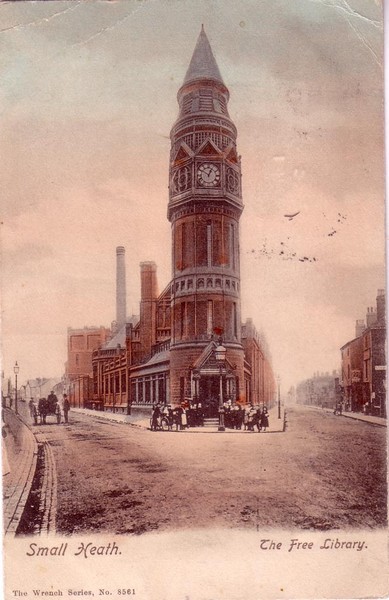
183, 26, 224, 86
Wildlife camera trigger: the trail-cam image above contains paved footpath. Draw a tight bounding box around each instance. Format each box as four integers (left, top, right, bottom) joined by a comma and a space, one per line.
2, 408, 38, 536
72, 403, 286, 433
309, 405, 386, 427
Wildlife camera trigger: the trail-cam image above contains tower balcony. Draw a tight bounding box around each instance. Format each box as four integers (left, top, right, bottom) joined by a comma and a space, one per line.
171, 273, 240, 298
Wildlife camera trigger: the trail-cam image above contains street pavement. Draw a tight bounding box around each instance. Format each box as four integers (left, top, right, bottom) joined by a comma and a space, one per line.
2, 408, 38, 535
3, 398, 386, 535
37, 404, 388, 533
71, 403, 285, 433
310, 405, 387, 427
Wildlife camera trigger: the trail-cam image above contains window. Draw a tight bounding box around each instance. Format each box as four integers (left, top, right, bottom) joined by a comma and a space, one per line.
145, 378, 151, 404
207, 222, 212, 267
233, 303, 238, 338
138, 379, 143, 403
207, 301, 213, 336
181, 222, 186, 269
181, 302, 187, 338
196, 222, 207, 266
199, 88, 213, 111
212, 220, 222, 266
230, 224, 236, 270
121, 371, 126, 392
183, 94, 193, 114
131, 381, 136, 404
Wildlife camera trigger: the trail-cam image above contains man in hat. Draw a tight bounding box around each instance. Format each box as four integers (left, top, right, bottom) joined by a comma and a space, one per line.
63, 394, 70, 424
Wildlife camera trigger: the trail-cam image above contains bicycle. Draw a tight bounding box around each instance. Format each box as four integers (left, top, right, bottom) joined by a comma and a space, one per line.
150, 414, 171, 431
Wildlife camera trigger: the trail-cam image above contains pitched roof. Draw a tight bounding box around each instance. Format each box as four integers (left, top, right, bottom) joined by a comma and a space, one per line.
104, 315, 139, 349
183, 26, 224, 86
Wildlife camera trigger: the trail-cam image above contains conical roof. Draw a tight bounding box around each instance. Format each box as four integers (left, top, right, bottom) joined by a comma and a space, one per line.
183, 26, 224, 86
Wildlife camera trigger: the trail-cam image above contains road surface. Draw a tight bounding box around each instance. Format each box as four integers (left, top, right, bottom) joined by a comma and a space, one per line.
17, 404, 387, 535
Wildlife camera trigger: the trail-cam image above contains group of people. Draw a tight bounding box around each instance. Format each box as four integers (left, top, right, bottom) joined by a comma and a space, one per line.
29, 391, 70, 425
224, 402, 270, 432
150, 400, 270, 432
150, 403, 188, 431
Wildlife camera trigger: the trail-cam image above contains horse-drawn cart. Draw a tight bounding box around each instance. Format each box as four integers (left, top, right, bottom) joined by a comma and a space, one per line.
36, 396, 61, 424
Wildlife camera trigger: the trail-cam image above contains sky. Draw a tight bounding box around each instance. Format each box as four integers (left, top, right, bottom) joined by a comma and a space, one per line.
0, 0, 385, 392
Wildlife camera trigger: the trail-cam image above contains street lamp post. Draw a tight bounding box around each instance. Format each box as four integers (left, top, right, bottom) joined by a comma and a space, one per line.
277, 375, 281, 419
14, 361, 19, 415
215, 341, 227, 432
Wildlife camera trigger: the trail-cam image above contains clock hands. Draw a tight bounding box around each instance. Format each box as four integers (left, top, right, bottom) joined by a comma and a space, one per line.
199, 164, 218, 184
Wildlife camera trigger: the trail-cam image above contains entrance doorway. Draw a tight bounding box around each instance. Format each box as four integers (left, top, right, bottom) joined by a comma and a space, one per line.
199, 375, 226, 418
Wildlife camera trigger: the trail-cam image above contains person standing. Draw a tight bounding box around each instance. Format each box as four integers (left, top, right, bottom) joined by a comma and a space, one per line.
261, 407, 269, 432
151, 403, 161, 431
254, 407, 262, 432
247, 404, 257, 431
29, 398, 37, 425
47, 390, 58, 413
63, 394, 70, 424
181, 405, 188, 430
244, 403, 252, 430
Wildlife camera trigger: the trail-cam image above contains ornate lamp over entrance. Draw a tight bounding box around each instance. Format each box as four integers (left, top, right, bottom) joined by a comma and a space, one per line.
215, 342, 227, 431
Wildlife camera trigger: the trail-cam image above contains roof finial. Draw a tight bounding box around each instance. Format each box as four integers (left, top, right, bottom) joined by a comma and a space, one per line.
201, 23, 204, 32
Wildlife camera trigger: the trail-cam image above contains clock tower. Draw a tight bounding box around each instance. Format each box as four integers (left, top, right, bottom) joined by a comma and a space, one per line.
168, 27, 246, 409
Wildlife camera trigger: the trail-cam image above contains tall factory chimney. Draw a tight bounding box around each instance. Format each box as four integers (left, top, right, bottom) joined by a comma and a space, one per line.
116, 246, 127, 329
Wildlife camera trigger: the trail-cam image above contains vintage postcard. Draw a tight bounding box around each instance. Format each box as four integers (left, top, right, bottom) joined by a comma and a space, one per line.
1, 1, 387, 599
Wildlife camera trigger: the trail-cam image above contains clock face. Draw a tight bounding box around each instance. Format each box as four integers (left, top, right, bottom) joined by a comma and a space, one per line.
197, 163, 220, 187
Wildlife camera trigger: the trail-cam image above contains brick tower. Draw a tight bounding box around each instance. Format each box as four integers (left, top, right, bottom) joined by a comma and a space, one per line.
168, 27, 246, 412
